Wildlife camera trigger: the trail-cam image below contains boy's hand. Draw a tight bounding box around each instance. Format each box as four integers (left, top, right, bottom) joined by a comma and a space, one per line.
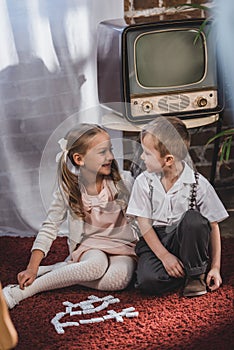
161, 252, 185, 278
206, 268, 222, 291
17, 269, 37, 290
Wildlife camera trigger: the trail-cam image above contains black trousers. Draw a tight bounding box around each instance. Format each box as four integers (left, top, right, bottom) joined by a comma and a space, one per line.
135, 210, 211, 295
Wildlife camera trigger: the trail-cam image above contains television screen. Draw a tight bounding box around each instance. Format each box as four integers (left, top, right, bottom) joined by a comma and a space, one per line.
135, 30, 205, 88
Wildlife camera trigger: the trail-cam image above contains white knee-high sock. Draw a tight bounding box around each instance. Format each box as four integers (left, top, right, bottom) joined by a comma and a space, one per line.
37, 262, 68, 277
79, 255, 136, 291
9, 250, 109, 305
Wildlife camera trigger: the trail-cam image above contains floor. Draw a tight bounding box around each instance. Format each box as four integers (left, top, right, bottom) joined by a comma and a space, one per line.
216, 185, 234, 237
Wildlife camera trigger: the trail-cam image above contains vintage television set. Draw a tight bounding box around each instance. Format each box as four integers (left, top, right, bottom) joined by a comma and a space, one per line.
97, 18, 224, 124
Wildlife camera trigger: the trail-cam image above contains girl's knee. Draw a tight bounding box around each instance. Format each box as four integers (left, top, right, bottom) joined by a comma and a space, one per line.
104, 270, 132, 291
78, 249, 109, 280
100, 256, 135, 291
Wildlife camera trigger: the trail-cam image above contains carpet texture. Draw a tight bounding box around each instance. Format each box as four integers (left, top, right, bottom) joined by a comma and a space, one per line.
0, 236, 233, 350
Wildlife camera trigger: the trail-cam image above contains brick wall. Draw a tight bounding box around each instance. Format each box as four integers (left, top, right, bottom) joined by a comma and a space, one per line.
123, 0, 234, 185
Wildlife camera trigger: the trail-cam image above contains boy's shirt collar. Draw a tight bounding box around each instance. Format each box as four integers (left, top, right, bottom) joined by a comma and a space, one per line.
179, 162, 196, 184
143, 161, 196, 190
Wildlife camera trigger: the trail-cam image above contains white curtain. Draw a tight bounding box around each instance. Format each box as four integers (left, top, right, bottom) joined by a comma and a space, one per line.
0, 0, 123, 236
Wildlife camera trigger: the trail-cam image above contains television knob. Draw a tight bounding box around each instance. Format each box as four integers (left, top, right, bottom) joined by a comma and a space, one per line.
197, 97, 207, 107
142, 101, 153, 113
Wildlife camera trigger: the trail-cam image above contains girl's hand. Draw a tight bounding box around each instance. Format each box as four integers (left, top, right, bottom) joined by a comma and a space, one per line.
206, 268, 222, 291
161, 252, 185, 278
17, 268, 37, 290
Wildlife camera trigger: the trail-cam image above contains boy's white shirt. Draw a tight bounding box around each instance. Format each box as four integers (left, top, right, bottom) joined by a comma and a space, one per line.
126, 162, 229, 230
32, 171, 134, 257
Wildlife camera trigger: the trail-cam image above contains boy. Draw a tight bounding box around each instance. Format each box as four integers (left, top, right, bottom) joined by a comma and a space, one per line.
127, 117, 229, 296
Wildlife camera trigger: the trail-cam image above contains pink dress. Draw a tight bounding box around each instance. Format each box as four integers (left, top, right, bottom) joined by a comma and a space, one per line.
71, 180, 137, 262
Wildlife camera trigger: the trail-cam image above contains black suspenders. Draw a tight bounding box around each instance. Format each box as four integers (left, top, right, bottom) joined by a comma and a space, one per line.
189, 172, 199, 210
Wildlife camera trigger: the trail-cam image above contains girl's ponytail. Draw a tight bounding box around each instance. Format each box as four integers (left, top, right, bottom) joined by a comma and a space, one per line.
58, 154, 85, 218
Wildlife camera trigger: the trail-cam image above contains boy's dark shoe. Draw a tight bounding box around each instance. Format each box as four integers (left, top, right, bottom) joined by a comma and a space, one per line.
183, 273, 207, 297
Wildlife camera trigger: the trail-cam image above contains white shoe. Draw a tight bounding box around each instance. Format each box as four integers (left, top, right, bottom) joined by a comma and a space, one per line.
2, 285, 20, 309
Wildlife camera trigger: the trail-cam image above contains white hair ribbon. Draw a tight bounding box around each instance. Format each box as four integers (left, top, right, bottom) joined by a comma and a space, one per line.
56, 138, 68, 163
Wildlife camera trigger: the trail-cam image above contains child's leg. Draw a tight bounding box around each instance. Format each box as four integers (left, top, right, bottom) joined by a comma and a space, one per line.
3, 249, 109, 309
135, 211, 211, 296
176, 210, 211, 276
79, 255, 136, 291
135, 235, 183, 295
176, 210, 211, 297
37, 261, 69, 276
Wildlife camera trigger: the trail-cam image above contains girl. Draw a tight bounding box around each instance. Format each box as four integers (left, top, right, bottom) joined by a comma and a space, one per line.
3, 124, 137, 309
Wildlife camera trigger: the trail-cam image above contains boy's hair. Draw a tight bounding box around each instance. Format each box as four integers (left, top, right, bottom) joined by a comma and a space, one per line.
141, 116, 191, 161
58, 123, 129, 218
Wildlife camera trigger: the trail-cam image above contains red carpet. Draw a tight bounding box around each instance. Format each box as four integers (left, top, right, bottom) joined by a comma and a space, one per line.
0, 236, 233, 350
